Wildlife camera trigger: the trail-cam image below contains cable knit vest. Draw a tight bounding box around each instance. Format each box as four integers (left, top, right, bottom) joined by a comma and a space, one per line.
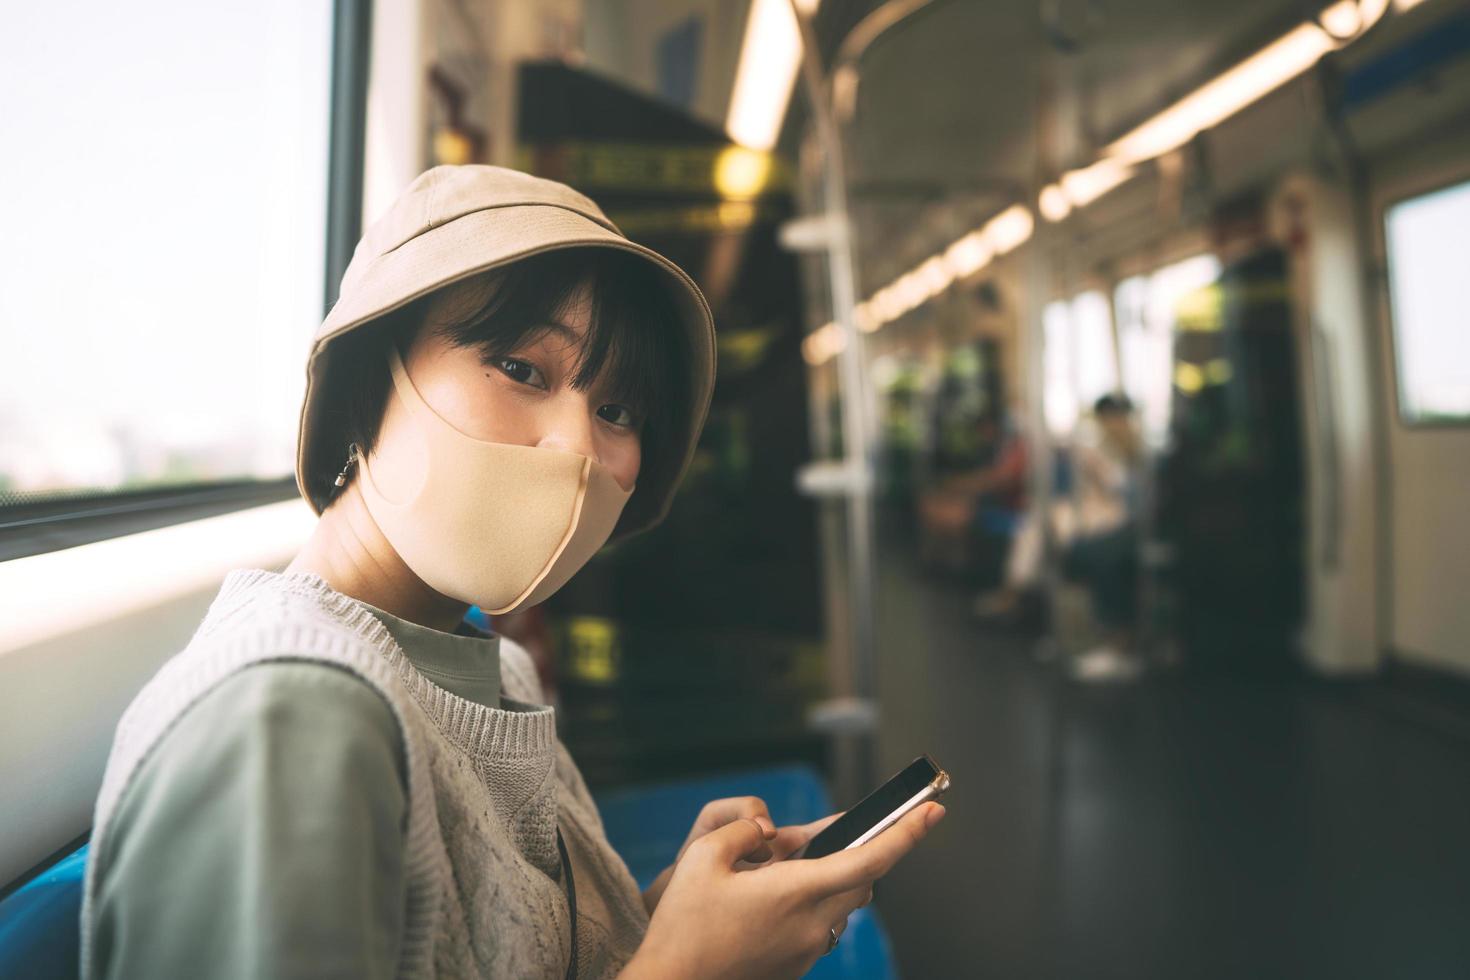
80, 568, 650, 979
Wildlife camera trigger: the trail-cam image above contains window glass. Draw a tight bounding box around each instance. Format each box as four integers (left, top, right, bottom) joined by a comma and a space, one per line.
0, 0, 334, 502
1043, 291, 1119, 438
1071, 290, 1118, 411
1114, 254, 1221, 447
1384, 180, 1470, 424
1043, 300, 1078, 437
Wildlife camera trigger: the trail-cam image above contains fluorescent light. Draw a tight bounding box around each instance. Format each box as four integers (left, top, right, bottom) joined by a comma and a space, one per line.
728, 0, 809, 150
1039, 184, 1072, 222
985, 204, 1035, 252
802, 321, 845, 365
804, 202, 1038, 365
1392, 0, 1428, 9
1036, 0, 1387, 219
0, 499, 315, 655
1060, 159, 1135, 207
1105, 23, 1335, 164
1320, 0, 1364, 35
944, 230, 995, 277
1040, 161, 1136, 221
713, 146, 776, 198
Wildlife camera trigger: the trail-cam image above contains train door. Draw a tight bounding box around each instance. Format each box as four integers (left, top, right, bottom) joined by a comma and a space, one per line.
1369, 130, 1470, 676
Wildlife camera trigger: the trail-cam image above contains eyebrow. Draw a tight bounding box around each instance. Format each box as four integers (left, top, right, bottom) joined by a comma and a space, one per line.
535, 320, 583, 343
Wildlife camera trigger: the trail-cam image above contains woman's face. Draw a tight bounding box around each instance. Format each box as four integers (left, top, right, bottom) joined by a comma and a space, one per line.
396, 279, 642, 492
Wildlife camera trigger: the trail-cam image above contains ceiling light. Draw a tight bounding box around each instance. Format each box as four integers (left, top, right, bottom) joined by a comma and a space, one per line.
1039, 184, 1072, 222
1059, 158, 1135, 207
1320, 0, 1363, 36
802, 321, 846, 365
1105, 23, 1335, 164
804, 201, 1039, 364
713, 145, 775, 198
985, 205, 1035, 253
728, 0, 814, 150
944, 231, 995, 276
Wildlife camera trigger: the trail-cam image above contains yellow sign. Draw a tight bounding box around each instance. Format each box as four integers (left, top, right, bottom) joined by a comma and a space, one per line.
516, 142, 792, 198
565, 616, 622, 684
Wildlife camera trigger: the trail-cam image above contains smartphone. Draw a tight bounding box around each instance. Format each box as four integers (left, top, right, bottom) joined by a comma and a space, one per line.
799, 754, 951, 860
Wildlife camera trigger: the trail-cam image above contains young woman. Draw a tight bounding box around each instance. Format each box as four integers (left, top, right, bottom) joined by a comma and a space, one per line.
80, 165, 943, 979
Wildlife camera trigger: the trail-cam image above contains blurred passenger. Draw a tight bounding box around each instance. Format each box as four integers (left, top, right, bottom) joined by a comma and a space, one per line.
1063, 394, 1144, 680
80, 166, 942, 979
918, 410, 1029, 579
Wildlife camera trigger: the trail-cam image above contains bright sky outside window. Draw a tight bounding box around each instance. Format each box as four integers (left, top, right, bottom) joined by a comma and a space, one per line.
1071, 290, 1118, 411
0, 0, 333, 500
1115, 254, 1222, 446
1044, 291, 1121, 439
1384, 179, 1470, 424
1043, 300, 1079, 437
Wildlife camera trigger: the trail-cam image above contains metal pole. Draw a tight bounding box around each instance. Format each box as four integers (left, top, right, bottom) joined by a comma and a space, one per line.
790, 2, 879, 799
324, 0, 374, 313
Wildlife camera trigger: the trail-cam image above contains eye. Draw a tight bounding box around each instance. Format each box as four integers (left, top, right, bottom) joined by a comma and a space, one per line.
598, 404, 637, 429
495, 357, 547, 389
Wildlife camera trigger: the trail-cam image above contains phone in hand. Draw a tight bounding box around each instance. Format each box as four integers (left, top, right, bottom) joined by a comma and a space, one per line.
798, 754, 951, 860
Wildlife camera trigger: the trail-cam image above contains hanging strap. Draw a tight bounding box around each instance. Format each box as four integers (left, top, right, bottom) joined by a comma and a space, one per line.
557, 825, 579, 980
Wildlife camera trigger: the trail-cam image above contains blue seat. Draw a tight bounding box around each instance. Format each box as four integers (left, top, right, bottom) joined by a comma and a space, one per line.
594, 765, 899, 980
0, 843, 87, 980
3, 767, 899, 980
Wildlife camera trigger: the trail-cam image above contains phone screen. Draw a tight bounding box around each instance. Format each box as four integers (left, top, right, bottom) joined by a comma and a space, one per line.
800, 755, 941, 860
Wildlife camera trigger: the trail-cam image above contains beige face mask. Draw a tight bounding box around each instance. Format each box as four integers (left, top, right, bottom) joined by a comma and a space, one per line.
356, 346, 634, 616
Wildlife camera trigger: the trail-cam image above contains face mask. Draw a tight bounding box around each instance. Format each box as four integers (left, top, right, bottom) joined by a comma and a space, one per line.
356, 346, 633, 615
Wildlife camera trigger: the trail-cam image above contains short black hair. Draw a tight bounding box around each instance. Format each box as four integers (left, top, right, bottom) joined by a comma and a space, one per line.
1093, 393, 1134, 417
306, 246, 690, 513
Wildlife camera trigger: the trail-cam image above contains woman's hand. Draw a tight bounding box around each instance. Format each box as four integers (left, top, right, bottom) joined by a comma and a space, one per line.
624, 802, 946, 980
642, 796, 779, 915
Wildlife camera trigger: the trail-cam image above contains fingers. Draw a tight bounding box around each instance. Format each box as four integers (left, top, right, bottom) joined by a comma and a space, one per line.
698, 796, 776, 838
816, 881, 872, 925
687, 817, 771, 869
799, 802, 945, 895
767, 811, 844, 862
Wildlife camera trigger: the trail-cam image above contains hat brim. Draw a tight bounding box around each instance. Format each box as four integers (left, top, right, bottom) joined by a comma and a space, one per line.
298, 202, 716, 538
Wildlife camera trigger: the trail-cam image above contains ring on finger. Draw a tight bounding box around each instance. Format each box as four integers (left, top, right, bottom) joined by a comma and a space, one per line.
825, 927, 840, 955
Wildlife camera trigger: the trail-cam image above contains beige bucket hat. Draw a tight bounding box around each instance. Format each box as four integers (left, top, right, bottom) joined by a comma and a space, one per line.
297, 164, 717, 539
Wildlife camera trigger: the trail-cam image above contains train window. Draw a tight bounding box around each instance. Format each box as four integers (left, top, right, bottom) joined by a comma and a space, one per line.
1043, 290, 1118, 437
0, 1, 334, 506
1384, 179, 1470, 425
1043, 301, 1080, 436
1114, 254, 1222, 446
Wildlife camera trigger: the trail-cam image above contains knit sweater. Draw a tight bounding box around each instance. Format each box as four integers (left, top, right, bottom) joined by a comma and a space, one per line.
80, 568, 651, 978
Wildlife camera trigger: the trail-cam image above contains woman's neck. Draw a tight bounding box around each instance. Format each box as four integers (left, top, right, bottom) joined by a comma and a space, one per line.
286, 481, 470, 634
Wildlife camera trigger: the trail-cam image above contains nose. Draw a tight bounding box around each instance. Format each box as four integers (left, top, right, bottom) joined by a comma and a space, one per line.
534, 393, 598, 461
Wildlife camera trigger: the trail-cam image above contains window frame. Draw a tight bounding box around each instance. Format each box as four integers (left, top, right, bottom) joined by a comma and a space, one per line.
0, 0, 373, 563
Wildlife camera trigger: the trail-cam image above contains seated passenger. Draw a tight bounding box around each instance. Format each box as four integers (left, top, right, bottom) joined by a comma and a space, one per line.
918, 410, 1028, 578
1062, 394, 1144, 680
81, 166, 943, 979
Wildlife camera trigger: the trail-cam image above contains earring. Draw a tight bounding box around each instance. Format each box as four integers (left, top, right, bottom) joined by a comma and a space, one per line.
333, 443, 361, 487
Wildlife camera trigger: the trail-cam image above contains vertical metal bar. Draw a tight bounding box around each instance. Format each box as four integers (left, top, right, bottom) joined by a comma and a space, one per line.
324, 0, 374, 313
791, 3, 879, 798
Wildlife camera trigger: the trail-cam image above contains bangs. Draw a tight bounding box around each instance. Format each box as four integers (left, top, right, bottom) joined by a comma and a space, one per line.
434, 247, 685, 418
430, 247, 692, 506
307, 246, 695, 514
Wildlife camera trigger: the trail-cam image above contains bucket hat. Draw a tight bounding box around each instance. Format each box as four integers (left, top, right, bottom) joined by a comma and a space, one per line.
296, 164, 717, 538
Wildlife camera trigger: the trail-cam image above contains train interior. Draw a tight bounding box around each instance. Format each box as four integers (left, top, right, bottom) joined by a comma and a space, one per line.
3, 0, 1469, 977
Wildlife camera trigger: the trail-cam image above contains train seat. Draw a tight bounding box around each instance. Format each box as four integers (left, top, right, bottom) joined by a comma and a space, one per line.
0, 767, 897, 980
0, 843, 87, 980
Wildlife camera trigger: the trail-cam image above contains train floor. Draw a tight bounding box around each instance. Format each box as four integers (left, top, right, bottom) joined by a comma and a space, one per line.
867, 538, 1470, 979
